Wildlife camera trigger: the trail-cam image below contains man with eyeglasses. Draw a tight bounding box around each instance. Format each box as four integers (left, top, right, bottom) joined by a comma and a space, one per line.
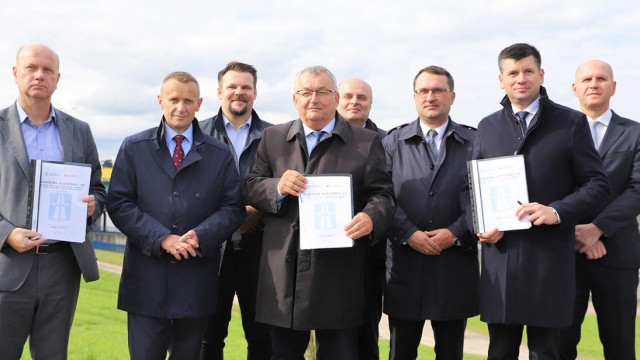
471, 43, 610, 359
199, 61, 273, 360
244, 66, 395, 358
382, 66, 479, 359
337, 77, 387, 360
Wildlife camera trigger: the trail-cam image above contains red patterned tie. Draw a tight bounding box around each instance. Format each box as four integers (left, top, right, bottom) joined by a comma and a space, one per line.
172, 135, 185, 171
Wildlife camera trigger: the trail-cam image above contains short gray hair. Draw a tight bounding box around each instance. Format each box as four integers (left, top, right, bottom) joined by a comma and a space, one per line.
294, 66, 337, 91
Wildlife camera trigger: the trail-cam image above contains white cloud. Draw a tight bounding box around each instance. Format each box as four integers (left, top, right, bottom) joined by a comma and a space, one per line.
1, 0, 638, 159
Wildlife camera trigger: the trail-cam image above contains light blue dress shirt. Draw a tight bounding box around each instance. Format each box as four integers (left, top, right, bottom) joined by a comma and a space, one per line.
164, 122, 193, 156
17, 102, 63, 162
223, 115, 252, 168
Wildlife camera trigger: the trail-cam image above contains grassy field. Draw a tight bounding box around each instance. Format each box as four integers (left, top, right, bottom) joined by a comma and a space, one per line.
19, 249, 635, 359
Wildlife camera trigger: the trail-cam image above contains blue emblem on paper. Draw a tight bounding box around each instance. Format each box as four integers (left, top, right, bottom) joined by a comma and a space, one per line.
315, 203, 336, 229
49, 193, 71, 221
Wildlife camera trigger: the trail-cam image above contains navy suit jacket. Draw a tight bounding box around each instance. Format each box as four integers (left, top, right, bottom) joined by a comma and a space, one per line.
471, 87, 610, 327
583, 111, 640, 269
107, 119, 245, 318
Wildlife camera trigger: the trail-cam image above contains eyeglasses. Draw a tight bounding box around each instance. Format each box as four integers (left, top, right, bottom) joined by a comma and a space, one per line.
295, 89, 336, 98
414, 88, 451, 97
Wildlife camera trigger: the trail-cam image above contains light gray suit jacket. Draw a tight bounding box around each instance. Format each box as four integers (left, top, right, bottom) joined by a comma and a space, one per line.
0, 102, 105, 291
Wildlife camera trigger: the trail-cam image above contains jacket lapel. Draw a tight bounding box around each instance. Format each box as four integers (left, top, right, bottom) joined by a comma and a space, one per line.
598, 113, 624, 158
0, 104, 31, 178
55, 110, 74, 162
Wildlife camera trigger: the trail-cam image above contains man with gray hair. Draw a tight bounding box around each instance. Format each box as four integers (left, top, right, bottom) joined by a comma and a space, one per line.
244, 66, 395, 358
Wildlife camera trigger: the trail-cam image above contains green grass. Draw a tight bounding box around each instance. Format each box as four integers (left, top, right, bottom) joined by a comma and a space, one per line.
20, 250, 635, 359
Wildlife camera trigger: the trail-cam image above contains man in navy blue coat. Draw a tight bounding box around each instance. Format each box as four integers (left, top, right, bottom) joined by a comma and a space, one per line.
383, 66, 479, 360
107, 71, 245, 359
472, 44, 610, 359
558, 60, 640, 360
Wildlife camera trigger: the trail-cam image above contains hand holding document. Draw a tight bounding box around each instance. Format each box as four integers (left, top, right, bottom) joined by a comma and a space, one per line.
298, 174, 354, 250
467, 155, 532, 233
28, 160, 91, 242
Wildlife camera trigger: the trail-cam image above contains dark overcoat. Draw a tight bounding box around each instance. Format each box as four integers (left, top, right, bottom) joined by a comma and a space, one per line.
472, 87, 610, 327
106, 119, 245, 319
383, 119, 479, 321
243, 115, 395, 330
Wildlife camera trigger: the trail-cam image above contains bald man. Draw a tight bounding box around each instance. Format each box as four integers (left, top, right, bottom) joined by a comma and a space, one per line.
558, 60, 640, 360
338, 77, 387, 359
0, 44, 105, 359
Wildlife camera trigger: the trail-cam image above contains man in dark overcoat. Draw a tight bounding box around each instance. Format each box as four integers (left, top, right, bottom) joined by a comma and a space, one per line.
472, 44, 610, 359
337, 77, 387, 360
243, 66, 395, 359
199, 61, 273, 360
383, 65, 479, 360
107, 71, 245, 359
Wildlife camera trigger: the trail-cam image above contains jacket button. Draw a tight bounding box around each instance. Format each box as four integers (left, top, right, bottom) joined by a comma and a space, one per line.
293, 223, 299, 230
195, 193, 201, 199
285, 254, 292, 262
517, 137, 522, 140
173, 191, 180, 197
429, 191, 435, 196
171, 225, 178, 231
430, 164, 435, 170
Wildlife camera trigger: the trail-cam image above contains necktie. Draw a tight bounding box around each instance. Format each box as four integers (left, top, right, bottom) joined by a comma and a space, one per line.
309, 130, 326, 153
173, 135, 185, 171
516, 111, 528, 133
427, 129, 438, 159
589, 121, 600, 149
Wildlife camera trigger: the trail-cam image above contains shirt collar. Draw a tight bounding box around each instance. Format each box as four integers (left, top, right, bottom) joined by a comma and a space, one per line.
302, 118, 336, 137
510, 95, 541, 117
164, 122, 194, 145
419, 119, 449, 141
586, 108, 612, 126
222, 114, 253, 130
16, 101, 56, 125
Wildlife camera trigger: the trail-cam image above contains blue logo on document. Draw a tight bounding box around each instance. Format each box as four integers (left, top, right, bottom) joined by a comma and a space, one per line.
49, 193, 71, 221
315, 203, 336, 229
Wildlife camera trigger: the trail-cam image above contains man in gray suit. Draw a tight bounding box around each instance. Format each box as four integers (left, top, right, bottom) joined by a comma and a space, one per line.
0, 44, 105, 360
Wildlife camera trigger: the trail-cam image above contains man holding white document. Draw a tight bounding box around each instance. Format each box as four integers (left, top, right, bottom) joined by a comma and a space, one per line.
243, 66, 394, 358
471, 43, 610, 359
0, 44, 105, 359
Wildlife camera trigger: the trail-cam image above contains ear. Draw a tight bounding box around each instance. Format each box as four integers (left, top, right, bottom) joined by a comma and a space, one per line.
157, 95, 163, 108
539, 68, 545, 84
195, 97, 203, 111
498, 74, 505, 90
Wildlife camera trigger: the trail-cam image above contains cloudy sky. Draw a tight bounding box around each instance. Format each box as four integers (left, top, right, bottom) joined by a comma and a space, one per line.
1, 0, 638, 160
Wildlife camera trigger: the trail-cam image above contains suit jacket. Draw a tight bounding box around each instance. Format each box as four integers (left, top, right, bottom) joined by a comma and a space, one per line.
582, 111, 640, 269
383, 119, 479, 321
471, 87, 610, 327
106, 119, 245, 318
0, 102, 105, 291
243, 114, 395, 330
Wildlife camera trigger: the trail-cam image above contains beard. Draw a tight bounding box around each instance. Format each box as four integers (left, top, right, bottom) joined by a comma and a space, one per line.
227, 101, 248, 116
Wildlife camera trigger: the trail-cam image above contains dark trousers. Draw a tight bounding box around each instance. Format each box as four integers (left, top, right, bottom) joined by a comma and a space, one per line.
270, 325, 358, 360
357, 261, 385, 360
128, 313, 207, 360
0, 244, 80, 360
487, 323, 561, 360
201, 235, 271, 360
388, 317, 466, 360
558, 255, 639, 360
